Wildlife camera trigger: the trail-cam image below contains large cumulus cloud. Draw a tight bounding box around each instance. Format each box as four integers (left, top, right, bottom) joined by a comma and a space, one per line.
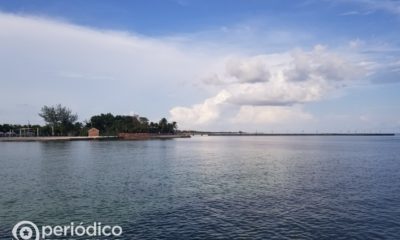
170, 45, 367, 128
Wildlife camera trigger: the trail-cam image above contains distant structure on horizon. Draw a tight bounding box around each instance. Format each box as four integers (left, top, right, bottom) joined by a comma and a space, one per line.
88, 128, 99, 137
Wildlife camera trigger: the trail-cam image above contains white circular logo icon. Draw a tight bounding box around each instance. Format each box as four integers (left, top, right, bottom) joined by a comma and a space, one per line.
12, 221, 39, 240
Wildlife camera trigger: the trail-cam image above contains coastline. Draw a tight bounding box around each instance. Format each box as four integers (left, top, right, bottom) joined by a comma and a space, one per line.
0, 136, 118, 142
0, 134, 190, 142
0, 133, 395, 142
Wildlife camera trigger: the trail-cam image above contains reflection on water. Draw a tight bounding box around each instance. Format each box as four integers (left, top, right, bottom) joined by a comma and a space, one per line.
1, 136, 400, 239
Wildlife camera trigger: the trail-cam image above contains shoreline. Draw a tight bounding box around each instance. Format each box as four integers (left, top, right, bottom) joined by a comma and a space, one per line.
0, 134, 190, 142
0, 136, 118, 142
0, 133, 395, 142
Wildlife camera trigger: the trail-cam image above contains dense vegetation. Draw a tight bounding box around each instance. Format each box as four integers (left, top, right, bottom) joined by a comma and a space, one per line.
0, 104, 177, 136
38, 104, 80, 136
88, 113, 177, 136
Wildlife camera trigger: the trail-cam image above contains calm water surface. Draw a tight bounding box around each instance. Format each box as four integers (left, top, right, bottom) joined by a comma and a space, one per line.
1, 136, 400, 239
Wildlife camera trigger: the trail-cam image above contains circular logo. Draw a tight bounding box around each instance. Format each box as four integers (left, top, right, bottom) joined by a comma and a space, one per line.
12, 221, 39, 240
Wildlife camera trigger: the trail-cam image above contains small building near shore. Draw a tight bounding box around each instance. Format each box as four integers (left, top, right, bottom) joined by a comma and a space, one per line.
88, 128, 100, 137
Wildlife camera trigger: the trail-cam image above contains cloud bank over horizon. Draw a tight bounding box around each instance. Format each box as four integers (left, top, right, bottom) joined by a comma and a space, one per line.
170, 45, 377, 130
1, 8, 399, 132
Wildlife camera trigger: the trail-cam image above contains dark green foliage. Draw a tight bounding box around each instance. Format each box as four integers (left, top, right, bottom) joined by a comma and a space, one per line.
88, 113, 177, 136
39, 104, 78, 136
1, 106, 179, 137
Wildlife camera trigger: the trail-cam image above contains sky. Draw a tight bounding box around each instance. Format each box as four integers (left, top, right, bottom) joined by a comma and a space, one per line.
1, 0, 400, 132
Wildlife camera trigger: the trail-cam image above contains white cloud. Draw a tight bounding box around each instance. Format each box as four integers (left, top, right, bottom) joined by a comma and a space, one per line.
169, 90, 231, 127
225, 79, 326, 106
336, 0, 400, 15
232, 106, 313, 124
171, 45, 366, 129
285, 45, 363, 82
340, 11, 362, 16
225, 56, 272, 83
349, 39, 365, 49
0, 12, 222, 123
340, 10, 373, 16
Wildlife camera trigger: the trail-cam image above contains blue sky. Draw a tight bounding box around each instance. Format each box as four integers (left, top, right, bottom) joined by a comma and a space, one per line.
0, 0, 399, 132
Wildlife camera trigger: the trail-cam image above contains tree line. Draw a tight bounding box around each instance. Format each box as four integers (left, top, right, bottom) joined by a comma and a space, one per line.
88, 113, 177, 136
0, 104, 178, 136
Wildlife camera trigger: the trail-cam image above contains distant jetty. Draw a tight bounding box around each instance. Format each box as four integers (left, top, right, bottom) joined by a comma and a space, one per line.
207, 133, 395, 136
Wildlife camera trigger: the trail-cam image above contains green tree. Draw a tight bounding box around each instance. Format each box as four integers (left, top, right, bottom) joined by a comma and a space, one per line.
159, 118, 168, 133
39, 104, 78, 136
86, 113, 178, 135
90, 113, 115, 135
